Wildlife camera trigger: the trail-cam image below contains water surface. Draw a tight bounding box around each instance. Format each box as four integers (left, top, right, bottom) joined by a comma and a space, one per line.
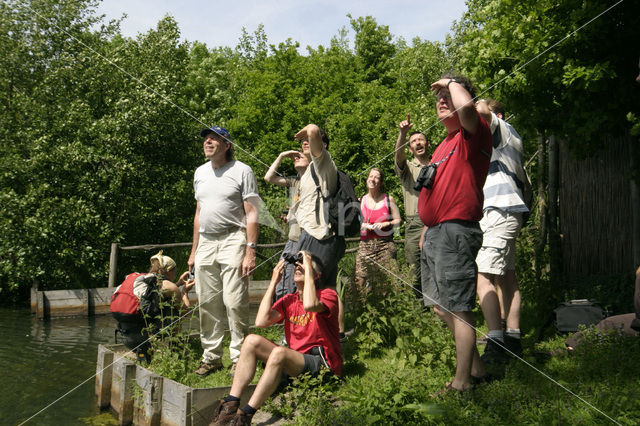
0, 307, 117, 425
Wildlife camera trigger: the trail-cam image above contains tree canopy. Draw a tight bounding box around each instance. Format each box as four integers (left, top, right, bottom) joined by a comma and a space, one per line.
0, 0, 451, 295
1, 0, 637, 298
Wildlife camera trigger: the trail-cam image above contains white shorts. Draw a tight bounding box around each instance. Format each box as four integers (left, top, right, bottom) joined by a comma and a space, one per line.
476, 209, 522, 275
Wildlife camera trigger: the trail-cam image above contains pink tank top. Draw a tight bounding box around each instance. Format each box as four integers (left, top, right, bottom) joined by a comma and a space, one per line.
360, 194, 392, 240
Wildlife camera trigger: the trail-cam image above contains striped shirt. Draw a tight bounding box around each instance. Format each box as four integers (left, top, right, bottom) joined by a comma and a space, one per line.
483, 113, 529, 214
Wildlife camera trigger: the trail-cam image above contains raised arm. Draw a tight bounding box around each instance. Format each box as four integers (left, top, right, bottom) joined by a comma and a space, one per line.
475, 100, 493, 125
395, 114, 412, 168
255, 259, 285, 327
302, 252, 326, 313
264, 151, 300, 186
295, 124, 324, 158
431, 78, 479, 135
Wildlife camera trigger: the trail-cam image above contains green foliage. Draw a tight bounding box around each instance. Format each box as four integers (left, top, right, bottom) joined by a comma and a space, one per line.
1, 5, 454, 297
80, 412, 119, 426
448, 0, 640, 156
263, 369, 342, 422
268, 275, 640, 424
0, 2, 196, 294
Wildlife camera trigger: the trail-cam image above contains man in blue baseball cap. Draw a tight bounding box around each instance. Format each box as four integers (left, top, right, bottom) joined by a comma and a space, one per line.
188, 125, 260, 377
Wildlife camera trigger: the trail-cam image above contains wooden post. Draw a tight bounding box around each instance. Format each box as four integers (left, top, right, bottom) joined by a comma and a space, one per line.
30, 279, 39, 314
36, 291, 45, 319
111, 354, 136, 425
134, 365, 163, 426
109, 243, 119, 288
160, 378, 191, 426
95, 344, 115, 409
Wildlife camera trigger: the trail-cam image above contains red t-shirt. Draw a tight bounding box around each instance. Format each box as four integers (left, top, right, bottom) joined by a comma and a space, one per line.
418, 117, 492, 226
272, 288, 343, 376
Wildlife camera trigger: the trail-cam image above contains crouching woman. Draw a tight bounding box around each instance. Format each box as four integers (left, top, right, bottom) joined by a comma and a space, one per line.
110, 251, 194, 361
211, 251, 342, 426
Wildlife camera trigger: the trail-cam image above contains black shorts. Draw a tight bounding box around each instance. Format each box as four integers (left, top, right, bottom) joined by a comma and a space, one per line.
301, 346, 331, 375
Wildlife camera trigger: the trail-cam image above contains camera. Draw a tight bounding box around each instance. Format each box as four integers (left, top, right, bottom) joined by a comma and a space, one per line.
187, 266, 195, 281
413, 164, 438, 191
283, 252, 303, 264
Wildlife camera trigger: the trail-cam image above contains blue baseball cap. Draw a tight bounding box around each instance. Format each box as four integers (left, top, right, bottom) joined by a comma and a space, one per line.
200, 126, 232, 141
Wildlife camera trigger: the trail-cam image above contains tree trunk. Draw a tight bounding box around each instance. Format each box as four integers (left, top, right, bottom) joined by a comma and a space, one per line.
535, 129, 548, 279
631, 132, 640, 270
548, 134, 561, 283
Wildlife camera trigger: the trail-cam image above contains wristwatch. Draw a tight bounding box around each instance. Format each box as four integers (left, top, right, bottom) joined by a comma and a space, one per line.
447, 78, 457, 89
247, 242, 257, 249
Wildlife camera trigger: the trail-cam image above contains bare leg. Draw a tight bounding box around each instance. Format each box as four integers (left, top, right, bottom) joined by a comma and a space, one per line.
476, 273, 502, 331
433, 306, 484, 389
496, 282, 505, 322
247, 346, 305, 409
497, 270, 521, 330
229, 334, 278, 399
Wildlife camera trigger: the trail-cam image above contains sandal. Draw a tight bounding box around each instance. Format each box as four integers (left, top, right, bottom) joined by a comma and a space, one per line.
430, 381, 469, 398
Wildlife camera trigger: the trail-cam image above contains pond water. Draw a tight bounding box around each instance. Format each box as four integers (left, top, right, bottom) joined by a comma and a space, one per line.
0, 307, 118, 425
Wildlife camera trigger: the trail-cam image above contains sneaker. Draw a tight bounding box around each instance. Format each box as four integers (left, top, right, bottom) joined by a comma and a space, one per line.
504, 335, 523, 357
195, 359, 223, 377
480, 339, 509, 365
209, 399, 239, 426
229, 411, 253, 426
228, 363, 237, 377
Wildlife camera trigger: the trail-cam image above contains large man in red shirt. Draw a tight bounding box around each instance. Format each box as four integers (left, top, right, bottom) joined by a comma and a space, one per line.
418, 75, 492, 392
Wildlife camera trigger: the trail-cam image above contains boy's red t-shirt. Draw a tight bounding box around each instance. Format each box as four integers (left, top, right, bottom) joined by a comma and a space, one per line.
272, 288, 343, 376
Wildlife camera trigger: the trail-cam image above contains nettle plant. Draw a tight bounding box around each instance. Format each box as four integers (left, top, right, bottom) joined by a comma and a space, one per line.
352, 261, 455, 371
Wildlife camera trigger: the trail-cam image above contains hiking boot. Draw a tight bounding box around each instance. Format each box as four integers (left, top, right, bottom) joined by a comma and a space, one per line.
504, 335, 523, 357
209, 399, 240, 426
229, 411, 253, 426
480, 339, 509, 365
228, 363, 237, 377
195, 359, 223, 377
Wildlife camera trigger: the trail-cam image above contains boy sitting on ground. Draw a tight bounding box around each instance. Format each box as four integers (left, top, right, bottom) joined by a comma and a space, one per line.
210, 251, 342, 426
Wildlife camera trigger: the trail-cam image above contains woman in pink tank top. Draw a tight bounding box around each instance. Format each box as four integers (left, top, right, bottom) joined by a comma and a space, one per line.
353, 168, 402, 299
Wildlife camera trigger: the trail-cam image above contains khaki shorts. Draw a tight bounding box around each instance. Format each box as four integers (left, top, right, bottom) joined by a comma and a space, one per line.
476, 209, 522, 275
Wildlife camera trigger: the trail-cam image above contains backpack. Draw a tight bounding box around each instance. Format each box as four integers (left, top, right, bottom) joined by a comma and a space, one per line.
110, 273, 145, 317
554, 299, 608, 333
110, 273, 160, 322
310, 164, 361, 237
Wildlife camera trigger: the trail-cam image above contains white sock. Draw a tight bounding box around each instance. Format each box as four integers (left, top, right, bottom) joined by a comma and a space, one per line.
506, 328, 521, 339
488, 330, 504, 342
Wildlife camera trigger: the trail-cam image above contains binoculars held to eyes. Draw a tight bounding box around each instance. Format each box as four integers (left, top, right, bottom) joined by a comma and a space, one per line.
283, 252, 303, 265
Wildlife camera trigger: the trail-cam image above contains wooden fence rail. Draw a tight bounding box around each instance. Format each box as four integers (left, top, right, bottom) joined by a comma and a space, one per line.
108, 237, 404, 287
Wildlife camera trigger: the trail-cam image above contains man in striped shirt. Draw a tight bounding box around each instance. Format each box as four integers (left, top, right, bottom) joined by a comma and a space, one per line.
475, 99, 529, 363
